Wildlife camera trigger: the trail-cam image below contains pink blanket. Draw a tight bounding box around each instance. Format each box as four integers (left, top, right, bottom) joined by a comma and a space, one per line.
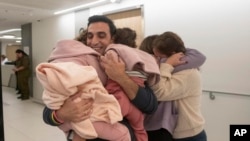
106, 44, 160, 86
36, 62, 122, 139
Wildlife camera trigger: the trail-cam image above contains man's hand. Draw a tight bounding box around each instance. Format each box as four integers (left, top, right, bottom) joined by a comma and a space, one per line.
56, 93, 93, 123
12, 67, 18, 72
100, 52, 138, 100
100, 52, 126, 83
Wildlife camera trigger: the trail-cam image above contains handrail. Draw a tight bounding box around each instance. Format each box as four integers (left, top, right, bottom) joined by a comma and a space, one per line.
202, 90, 250, 100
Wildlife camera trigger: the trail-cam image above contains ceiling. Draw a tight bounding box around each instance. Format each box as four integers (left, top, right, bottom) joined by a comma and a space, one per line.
0, 0, 102, 43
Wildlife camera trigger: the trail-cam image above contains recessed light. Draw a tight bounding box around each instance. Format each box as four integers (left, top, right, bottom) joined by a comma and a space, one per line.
110, 0, 121, 3
2, 35, 15, 39
0, 28, 21, 34
54, 0, 108, 15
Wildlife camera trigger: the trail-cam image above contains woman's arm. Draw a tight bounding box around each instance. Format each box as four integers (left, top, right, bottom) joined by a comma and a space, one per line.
152, 63, 201, 101
173, 48, 206, 73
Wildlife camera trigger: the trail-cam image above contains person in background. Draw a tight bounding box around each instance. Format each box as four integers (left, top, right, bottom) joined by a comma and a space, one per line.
12, 49, 30, 100
146, 31, 207, 141
4, 56, 20, 93
139, 33, 206, 141
1, 54, 8, 65
42, 15, 158, 141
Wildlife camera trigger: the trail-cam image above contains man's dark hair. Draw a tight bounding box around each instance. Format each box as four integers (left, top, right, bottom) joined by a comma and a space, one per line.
88, 15, 116, 37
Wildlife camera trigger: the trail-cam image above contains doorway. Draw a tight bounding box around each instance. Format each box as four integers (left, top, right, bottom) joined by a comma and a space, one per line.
105, 7, 144, 48
6, 45, 21, 62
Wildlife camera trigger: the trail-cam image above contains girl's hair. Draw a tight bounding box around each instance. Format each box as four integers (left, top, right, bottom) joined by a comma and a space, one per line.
139, 35, 159, 55
152, 31, 186, 56
75, 28, 87, 44
114, 27, 137, 48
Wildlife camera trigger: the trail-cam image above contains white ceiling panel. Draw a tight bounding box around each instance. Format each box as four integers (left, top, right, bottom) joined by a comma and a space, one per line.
0, 0, 100, 31
0, 0, 103, 43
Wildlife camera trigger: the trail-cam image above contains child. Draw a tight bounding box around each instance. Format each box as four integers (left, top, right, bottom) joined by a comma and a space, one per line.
103, 43, 160, 141
36, 40, 130, 141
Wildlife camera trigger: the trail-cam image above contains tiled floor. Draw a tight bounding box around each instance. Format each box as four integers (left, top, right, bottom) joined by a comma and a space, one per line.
2, 86, 66, 141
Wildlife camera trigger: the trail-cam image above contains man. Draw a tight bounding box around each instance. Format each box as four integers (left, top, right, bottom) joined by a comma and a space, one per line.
43, 15, 158, 141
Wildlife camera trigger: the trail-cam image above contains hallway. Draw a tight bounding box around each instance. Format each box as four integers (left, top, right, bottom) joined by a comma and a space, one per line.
2, 86, 65, 141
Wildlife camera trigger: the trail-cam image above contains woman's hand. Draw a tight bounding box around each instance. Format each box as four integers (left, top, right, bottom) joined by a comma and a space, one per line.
56, 93, 93, 123
166, 52, 187, 67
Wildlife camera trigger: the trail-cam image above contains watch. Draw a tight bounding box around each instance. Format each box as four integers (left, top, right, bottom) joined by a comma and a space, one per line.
67, 130, 74, 141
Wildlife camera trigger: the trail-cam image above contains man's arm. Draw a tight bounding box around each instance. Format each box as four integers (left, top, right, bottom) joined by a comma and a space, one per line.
131, 83, 158, 114
43, 107, 61, 126
113, 72, 158, 114
100, 53, 158, 114
42, 96, 93, 126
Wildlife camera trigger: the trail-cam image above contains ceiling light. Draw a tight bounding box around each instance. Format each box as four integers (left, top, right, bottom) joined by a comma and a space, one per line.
0, 28, 21, 34
110, 0, 121, 3
54, 0, 109, 15
0, 35, 21, 40
1, 35, 15, 39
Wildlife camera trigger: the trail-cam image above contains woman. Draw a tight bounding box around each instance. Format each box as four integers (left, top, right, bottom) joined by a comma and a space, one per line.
140, 33, 207, 141
145, 32, 207, 141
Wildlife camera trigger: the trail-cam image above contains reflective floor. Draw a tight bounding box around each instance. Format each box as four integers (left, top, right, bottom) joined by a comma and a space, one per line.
2, 86, 65, 141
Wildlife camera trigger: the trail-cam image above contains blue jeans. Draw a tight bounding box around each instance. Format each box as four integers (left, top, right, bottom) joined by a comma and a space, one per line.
174, 130, 207, 141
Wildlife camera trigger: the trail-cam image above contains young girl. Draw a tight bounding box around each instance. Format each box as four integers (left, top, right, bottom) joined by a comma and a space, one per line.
36, 39, 130, 141
103, 43, 160, 141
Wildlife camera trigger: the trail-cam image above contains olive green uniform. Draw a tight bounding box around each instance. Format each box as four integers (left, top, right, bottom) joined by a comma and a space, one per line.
16, 55, 30, 99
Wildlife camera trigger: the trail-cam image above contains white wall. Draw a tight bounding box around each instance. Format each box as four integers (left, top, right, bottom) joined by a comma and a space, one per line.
142, 1, 250, 140
202, 92, 250, 141
31, 0, 250, 140
143, 0, 250, 94
32, 13, 75, 102
1, 42, 8, 55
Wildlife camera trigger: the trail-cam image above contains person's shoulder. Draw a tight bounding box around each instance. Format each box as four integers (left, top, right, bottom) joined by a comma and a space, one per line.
175, 68, 199, 75
176, 69, 201, 85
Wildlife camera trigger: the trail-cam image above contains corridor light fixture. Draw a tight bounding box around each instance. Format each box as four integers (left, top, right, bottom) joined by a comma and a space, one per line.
0, 28, 21, 34
54, 0, 109, 15
0, 35, 21, 40
110, 0, 121, 3
0, 34, 15, 39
